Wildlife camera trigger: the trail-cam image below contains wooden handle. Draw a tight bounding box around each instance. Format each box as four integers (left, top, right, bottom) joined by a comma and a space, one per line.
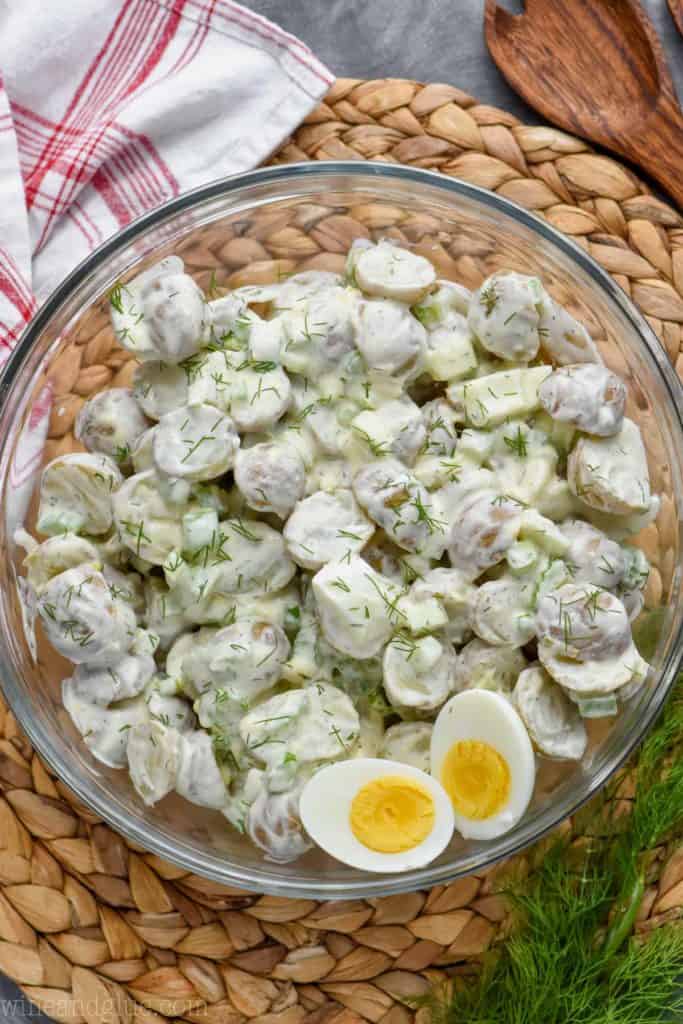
627, 92, 683, 211
485, 0, 683, 212
667, 0, 683, 37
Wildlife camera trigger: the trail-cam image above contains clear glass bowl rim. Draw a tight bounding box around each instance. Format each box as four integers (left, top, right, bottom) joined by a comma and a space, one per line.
1, 161, 682, 898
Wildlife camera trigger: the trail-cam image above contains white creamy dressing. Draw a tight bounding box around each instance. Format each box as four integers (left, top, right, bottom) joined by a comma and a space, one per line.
24, 243, 655, 863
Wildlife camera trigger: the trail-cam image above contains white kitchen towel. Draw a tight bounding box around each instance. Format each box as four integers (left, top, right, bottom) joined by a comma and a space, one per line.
0, 0, 333, 362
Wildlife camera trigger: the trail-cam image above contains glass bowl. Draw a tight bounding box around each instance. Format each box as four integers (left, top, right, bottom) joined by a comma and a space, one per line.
0, 163, 681, 899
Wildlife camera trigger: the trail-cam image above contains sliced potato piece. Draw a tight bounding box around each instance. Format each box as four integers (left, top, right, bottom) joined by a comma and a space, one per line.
227, 363, 291, 432
264, 270, 343, 312
128, 721, 182, 805
113, 470, 184, 565
68, 653, 155, 706
165, 518, 296, 608
380, 722, 432, 772
535, 582, 632, 663
350, 397, 426, 465
538, 294, 601, 366
182, 619, 289, 703
234, 442, 305, 519
110, 259, 206, 364
513, 664, 587, 759
356, 298, 427, 378
175, 731, 227, 809
447, 489, 523, 580
153, 404, 240, 481
539, 639, 648, 695
560, 519, 626, 590
468, 272, 543, 362
284, 489, 374, 570
187, 354, 292, 432
354, 241, 436, 303
38, 453, 122, 536
38, 566, 136, 667
25, 533, 100, 593
133, 361, 189, 420
75, 388, 149, 466
239, 683, 359, 768
539, 363, 625, 437
568, 418, 651, 515
62, 685, 148, 768
383, 633, 456, 712
453, 637, 527, 696
280, 286, 358, 377
244, 773, 313, 863
578, 494, 660, 541
353, 458, 447, 558
472, 577, 535, 647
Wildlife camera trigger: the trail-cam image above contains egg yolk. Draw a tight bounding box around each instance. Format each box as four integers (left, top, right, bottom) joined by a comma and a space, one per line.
350, 775, 435, 853
441, 740, 510, 820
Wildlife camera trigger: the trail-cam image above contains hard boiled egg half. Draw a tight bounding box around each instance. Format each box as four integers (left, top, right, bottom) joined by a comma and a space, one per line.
299, 758, 454, 872
430, 689, 536, 840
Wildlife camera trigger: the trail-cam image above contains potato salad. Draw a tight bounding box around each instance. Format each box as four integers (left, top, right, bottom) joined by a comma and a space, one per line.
23, 242, 655, 872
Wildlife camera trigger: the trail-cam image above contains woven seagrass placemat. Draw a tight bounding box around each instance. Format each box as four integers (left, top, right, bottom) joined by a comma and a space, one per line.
0, 78, 682, 1024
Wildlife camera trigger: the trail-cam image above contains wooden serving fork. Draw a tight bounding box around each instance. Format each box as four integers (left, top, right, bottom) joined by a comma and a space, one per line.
667, 0, 683, 38
485, 0, 683, 209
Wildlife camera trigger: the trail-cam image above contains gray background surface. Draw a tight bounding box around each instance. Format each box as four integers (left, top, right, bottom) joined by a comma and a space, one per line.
253, 0, 683, 119
1, 0, 681, 1019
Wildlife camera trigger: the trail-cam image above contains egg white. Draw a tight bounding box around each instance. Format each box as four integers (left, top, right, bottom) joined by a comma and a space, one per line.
430, 689, 536, 840
299, 757, 455, 872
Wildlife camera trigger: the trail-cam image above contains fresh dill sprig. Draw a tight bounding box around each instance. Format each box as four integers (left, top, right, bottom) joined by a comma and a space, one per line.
120, 518, 151, 557
598, 554, 615, 576
228, 518, 261, 543
337, 528, 364, 542
113, 443, 131, 463
108, 281, 129, 314
398, 557, 423, 584
411, 492, 446, 535
184, 530, 232, 568
503, 426, 528, 458
181, 433, 216, 463
364, 573, 407, 624
479, 283, 499, 316
352, 426, 391, 458
301, 314, 326, 344
390, 629, 419, 659
206, 269, 220, 299
236, 358, 278, 374
179, 352, 207, 384
439, 457, 462, 483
